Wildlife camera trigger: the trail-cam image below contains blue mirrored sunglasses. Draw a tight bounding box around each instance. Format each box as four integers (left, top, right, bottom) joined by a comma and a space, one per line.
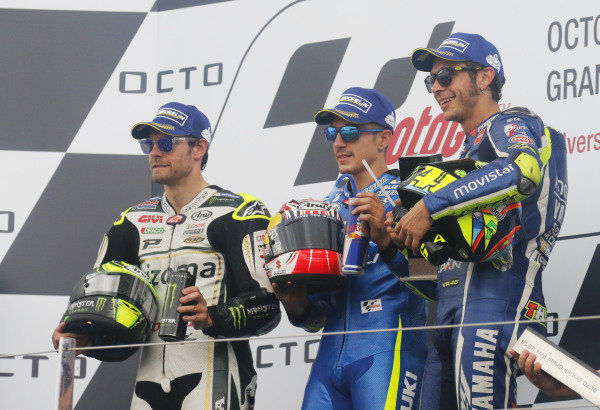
139, 136, 195, 154
324, 126, 385, 142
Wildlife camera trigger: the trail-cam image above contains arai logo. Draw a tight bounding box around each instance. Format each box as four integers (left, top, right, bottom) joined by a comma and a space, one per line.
191, 210, 213, 221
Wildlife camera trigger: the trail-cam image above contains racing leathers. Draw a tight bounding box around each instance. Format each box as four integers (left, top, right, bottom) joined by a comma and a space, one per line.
288, 171, 436, 410
419, 107, 568, 409
93, 186, 281, 410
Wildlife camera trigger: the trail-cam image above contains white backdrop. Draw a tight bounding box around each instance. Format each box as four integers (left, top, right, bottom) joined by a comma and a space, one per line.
0, 1, 599, 409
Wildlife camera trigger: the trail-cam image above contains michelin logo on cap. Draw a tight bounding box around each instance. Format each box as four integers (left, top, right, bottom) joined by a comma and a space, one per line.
440, 37, 470, 53
339, 93, 372, 113
157, 108, 188, 126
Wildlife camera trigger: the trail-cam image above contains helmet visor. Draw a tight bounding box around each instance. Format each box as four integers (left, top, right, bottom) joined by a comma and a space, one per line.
266, 215, 344, 261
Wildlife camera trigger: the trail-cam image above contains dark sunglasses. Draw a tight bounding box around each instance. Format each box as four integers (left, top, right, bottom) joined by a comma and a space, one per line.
324, 126, 385, 142
139, 136, 196, 154
424, 66, 483, 93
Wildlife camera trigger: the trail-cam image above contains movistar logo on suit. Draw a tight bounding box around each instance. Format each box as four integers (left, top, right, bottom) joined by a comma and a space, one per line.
453, 164, 515, 199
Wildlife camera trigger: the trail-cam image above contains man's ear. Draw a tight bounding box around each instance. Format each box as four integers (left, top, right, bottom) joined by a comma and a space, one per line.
478, 67, 496, 90
379, 129, 392, 150
193, 139, 208, 160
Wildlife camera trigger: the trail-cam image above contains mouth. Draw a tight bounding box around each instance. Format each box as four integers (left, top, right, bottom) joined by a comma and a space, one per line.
336, 152, 352, 162
437, 96, 455, 110
151, 164, 169, 170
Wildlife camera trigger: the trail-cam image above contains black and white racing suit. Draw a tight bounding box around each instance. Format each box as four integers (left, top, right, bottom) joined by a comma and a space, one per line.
94, 185, 281, 410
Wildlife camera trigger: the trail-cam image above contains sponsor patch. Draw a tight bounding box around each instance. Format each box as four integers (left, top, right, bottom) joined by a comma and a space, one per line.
440, 37, 469, 53
133, 200, 159, 210
385, 112, 395, 128
361, 298, 382, 314
183, 236, 202, 243
486, 53, 501, 72
142, 238, 162, 250
183, 228, 203, 235
166, 214, 186, 225
442, 278, 460, 288
186, 223, 205, 229
138, 215, 163, 223
504, 123, 518, 137
141, 227, 165, 234
241, 201, 268, 217
201, 128, 212, 144
510, 135, 534, 144
452, 164, 515, 199
156, 107, 188, 126
333, 109, 359, 118
191, 210, 213, 221
339, 93, 372, 113
523, 300, 547, 326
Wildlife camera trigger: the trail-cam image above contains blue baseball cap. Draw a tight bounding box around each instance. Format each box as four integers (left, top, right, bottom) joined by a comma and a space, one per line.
411, 32, 505, 84
314, 87, 396, 132
131, 102, 213, 145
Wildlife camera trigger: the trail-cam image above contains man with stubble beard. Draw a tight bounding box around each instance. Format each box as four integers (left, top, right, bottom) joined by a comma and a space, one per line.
387, 33, 568, 409
53, 102, 280, 409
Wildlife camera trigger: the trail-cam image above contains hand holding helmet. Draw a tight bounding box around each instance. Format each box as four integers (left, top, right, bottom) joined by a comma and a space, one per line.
59, 261, 158, 361
391, 159, 521, 269
263, 199, 345, 293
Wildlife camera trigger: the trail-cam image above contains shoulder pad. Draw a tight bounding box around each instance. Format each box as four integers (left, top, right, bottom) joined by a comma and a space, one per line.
502, 106, 538, 118
233, 193, 271, 221
386, 169, 401, 177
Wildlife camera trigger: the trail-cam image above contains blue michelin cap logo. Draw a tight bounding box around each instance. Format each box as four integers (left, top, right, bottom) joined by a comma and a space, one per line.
314, 87, 395, 132
338, 93, 373, 114
411, 32, 505, 84
155, 107, 189, 126
131, 102, 213, 145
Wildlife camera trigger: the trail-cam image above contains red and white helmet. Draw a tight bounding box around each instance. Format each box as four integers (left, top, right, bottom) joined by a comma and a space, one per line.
264, 200, 344, 291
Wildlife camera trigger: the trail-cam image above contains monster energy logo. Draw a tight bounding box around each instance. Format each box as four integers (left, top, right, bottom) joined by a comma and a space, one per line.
228, 304, 246, 330
95, 297, 107, 312
166, 283, 178, 308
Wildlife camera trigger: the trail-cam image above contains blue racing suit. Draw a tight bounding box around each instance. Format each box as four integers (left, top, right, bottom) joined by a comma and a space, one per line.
289, 170, 436, 410
419, 107, 568, 409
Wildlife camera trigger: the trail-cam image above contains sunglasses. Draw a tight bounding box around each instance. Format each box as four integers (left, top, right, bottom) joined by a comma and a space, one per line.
424, 66, 483, 93
139, 136, 196, 154
324, 126, 386, 142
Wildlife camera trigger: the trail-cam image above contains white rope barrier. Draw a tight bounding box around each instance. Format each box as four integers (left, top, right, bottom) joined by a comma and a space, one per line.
3, 313, 600, 359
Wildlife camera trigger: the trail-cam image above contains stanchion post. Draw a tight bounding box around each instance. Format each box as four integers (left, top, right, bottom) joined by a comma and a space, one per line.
54, 337, 76, 410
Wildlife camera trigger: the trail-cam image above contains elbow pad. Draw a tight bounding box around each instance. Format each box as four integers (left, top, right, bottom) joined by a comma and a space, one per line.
512, 152, 541, 196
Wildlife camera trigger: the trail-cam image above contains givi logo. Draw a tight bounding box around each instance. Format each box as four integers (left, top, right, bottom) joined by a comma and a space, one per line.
138, 215, 164, 223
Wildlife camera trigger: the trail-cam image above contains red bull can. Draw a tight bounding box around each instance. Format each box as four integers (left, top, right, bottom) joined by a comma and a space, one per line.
341, 201, 370, 276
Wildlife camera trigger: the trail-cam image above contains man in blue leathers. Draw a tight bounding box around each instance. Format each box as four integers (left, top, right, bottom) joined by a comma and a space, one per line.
273, 87, 436, 409
390, 33, 568, 409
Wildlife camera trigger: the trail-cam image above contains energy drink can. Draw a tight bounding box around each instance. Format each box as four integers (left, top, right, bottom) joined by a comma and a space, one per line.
158, 269, 197, 342
341, 200, 370, 276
